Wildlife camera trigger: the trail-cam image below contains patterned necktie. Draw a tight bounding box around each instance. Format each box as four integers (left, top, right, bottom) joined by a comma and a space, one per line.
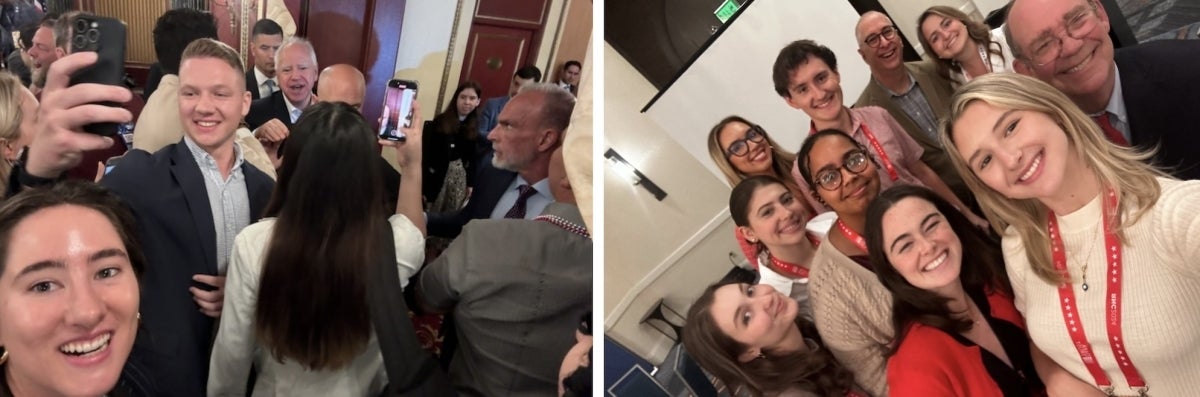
503, 185, 538, 219
1093, 113, 1129, 147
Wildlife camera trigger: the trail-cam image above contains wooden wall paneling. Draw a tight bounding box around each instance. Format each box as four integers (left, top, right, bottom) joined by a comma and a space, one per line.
475, 0, 548, 26
549, 0, 590, 82
360, 0, 405, 125
84, 0, 169, 66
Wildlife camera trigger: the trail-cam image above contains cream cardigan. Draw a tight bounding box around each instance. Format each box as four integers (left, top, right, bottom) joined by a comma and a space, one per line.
808, 235, 893, 397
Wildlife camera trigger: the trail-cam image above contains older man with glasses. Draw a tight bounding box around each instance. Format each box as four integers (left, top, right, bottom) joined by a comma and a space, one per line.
851, 11, 973, 207
1006, 0, 1200, 180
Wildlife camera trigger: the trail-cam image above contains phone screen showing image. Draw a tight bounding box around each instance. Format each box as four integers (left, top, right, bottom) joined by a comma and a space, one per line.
379, 80, 417, 141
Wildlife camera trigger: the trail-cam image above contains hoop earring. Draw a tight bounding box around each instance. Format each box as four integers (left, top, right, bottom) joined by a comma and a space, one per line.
1, 349, 7, 365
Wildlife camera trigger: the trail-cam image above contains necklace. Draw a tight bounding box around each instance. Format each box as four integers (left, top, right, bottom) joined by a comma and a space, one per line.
1073, 224, 1101, 292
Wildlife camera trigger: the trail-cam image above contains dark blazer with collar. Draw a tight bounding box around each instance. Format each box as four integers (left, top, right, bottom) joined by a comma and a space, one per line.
1116, 39, 1200, 180
427, 160, 516, 238
245, 90, 294, 131
855, 60, 972, 205
245, 68, 263, 100
103, 141, 274, 396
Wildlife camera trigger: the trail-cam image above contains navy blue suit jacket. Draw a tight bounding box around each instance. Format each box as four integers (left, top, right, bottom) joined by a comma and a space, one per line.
103, 141, 274, 396
245, 91, 294, 131
1116, 39, 1200, 180
427, 160, 516, 238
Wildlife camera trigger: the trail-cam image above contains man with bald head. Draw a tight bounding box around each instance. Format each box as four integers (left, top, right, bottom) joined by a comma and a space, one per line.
316, 64, 365, 109
1006, 0, 1200, 179
853, 11, 970, 205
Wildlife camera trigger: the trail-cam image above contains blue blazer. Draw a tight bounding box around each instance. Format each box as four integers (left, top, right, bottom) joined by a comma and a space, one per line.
104, 141, 274, 396
1116, 39, 1200, 180
427, 160, 516, 238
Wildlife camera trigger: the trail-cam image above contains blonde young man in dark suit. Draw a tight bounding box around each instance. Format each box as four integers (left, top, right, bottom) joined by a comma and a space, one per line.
852, 11, 971, 205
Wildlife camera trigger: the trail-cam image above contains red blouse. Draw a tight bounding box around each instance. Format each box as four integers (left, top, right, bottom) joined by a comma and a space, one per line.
887, 289, 1045, 397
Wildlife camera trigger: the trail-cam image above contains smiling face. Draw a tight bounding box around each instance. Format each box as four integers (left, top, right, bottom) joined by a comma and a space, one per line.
857, 13, 905, 72
739, 183, 809, 250
178, 56, 252, 152
806, 135, 881, 216
0, 205, 139, 397
881, 197, 963, 293
950, 100, 1079, 202
709, 283, 799, 362
783, 56, 844, 124
28, 26, 57, 69
717, 121, 772, 176
275, 43, 318, 108
921, 13, 969, 61
1008, 0, 1114, 105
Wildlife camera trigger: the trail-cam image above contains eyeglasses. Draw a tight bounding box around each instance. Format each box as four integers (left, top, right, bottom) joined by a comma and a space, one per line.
812, 150, 870, 191
1025, 1, 1101, 66
864, 26, 898, 48
725, 125, 767, 158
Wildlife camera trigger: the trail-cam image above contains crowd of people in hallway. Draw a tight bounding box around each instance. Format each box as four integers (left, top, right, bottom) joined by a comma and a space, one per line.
686, 0, 1200, 396
0, 4, 592, 397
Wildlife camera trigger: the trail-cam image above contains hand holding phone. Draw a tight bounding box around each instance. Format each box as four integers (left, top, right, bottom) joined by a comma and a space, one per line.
68, 15, 127, 137
378, 79, 418, 142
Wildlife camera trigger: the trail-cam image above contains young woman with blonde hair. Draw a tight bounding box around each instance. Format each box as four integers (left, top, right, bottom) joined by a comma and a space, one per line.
943, 72, 1200, 396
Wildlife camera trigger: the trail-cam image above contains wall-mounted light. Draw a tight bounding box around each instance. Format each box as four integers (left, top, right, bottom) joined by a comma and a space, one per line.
605, 148, 667, 201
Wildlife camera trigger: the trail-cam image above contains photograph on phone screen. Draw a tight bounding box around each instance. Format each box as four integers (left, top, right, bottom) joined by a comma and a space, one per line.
379, 83, 415, 140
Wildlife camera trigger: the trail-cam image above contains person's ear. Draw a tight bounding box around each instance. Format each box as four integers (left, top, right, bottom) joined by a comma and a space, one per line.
738, 226, 758, 244
1013, 59, 1032, 76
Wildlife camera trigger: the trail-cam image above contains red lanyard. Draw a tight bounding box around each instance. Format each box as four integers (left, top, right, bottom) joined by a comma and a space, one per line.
1047, 189, 1146, 395
836, 219, 867, 252
846, 390, 867, 397
762, 235, 819, 281
533, 215, 590, 238
810, 118, 900, 182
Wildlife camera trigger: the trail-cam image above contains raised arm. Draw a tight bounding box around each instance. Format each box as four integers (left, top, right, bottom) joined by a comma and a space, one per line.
382, 102, 426, 237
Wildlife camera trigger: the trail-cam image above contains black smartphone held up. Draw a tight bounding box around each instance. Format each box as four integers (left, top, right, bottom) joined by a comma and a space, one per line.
68, 15, 127, 137
378, 79, 418, 142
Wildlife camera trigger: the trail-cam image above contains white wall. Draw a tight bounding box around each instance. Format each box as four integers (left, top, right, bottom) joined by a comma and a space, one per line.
603, 42, 743, 363
641, 0, 870, 182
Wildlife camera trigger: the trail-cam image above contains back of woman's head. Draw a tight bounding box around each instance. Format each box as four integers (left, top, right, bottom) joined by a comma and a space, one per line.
0, 181, 145, 277
682, 281, 855, 396
940, 73, 1161, 283
256, 101, 384, 371
706, 116, 796, 187
0, 71, 27, 187
729, 175, 788, 227
864, 185, 1008, 354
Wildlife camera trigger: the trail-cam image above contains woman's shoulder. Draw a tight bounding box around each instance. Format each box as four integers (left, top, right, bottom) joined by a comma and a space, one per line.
890, 323, 960, 366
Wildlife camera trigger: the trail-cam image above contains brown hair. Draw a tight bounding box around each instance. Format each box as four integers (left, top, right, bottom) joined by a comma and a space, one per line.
682, 281, 856, 396
180, 38, 246, 86
433, 80, 481, 142
706, 116, 798, 193
865, 185, 1010, 356
254, 102, 386, 370
916, 6, 1007, 81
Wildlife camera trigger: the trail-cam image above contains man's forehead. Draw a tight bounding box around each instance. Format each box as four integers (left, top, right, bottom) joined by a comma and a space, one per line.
1010, 0, 1090, 39
499, 94, 541, 122
179, 58, 243, 85
252, 34, 283, 45
855, 13, 891, 38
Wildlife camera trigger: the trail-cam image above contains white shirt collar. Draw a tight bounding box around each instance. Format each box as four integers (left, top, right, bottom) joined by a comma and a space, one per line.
254, 67, 274, 89
1101, 63, 1128, 125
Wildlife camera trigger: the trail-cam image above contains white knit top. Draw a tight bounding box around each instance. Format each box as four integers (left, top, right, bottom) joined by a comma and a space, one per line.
808, 235, 893, 397
1002, 177, 1200, 396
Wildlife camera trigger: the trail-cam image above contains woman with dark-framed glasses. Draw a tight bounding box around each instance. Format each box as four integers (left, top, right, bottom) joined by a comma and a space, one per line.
793, 129, 894, 396
709, 116, 820, 298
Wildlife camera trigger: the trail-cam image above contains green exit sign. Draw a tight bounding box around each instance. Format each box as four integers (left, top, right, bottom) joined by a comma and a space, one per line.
714, 0, 741, 24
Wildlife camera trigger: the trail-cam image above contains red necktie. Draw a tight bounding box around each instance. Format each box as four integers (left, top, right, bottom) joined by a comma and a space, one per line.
1093, 113, 1130, 147
503, 185, 538, 219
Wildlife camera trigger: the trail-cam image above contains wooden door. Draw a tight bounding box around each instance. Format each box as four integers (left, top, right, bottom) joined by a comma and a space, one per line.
460, 24, 535, 101
459, 0, 550, 101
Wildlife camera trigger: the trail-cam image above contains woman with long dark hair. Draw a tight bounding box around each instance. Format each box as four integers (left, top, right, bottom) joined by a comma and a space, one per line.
208, 102, 426, 396
682, 281, 863, 397
866, 185, 1042, 396
728, 175, 819, 314
423, 81, 482, 212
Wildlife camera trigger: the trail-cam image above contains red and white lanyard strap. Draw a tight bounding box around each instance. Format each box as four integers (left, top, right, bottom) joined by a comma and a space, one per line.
534, 215, 590, 238
836, 219, 867, 252
768, 254, 809, 281
846, 390, 868, 397
811, 120, 900, 183
1047, 189, 1147, 396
